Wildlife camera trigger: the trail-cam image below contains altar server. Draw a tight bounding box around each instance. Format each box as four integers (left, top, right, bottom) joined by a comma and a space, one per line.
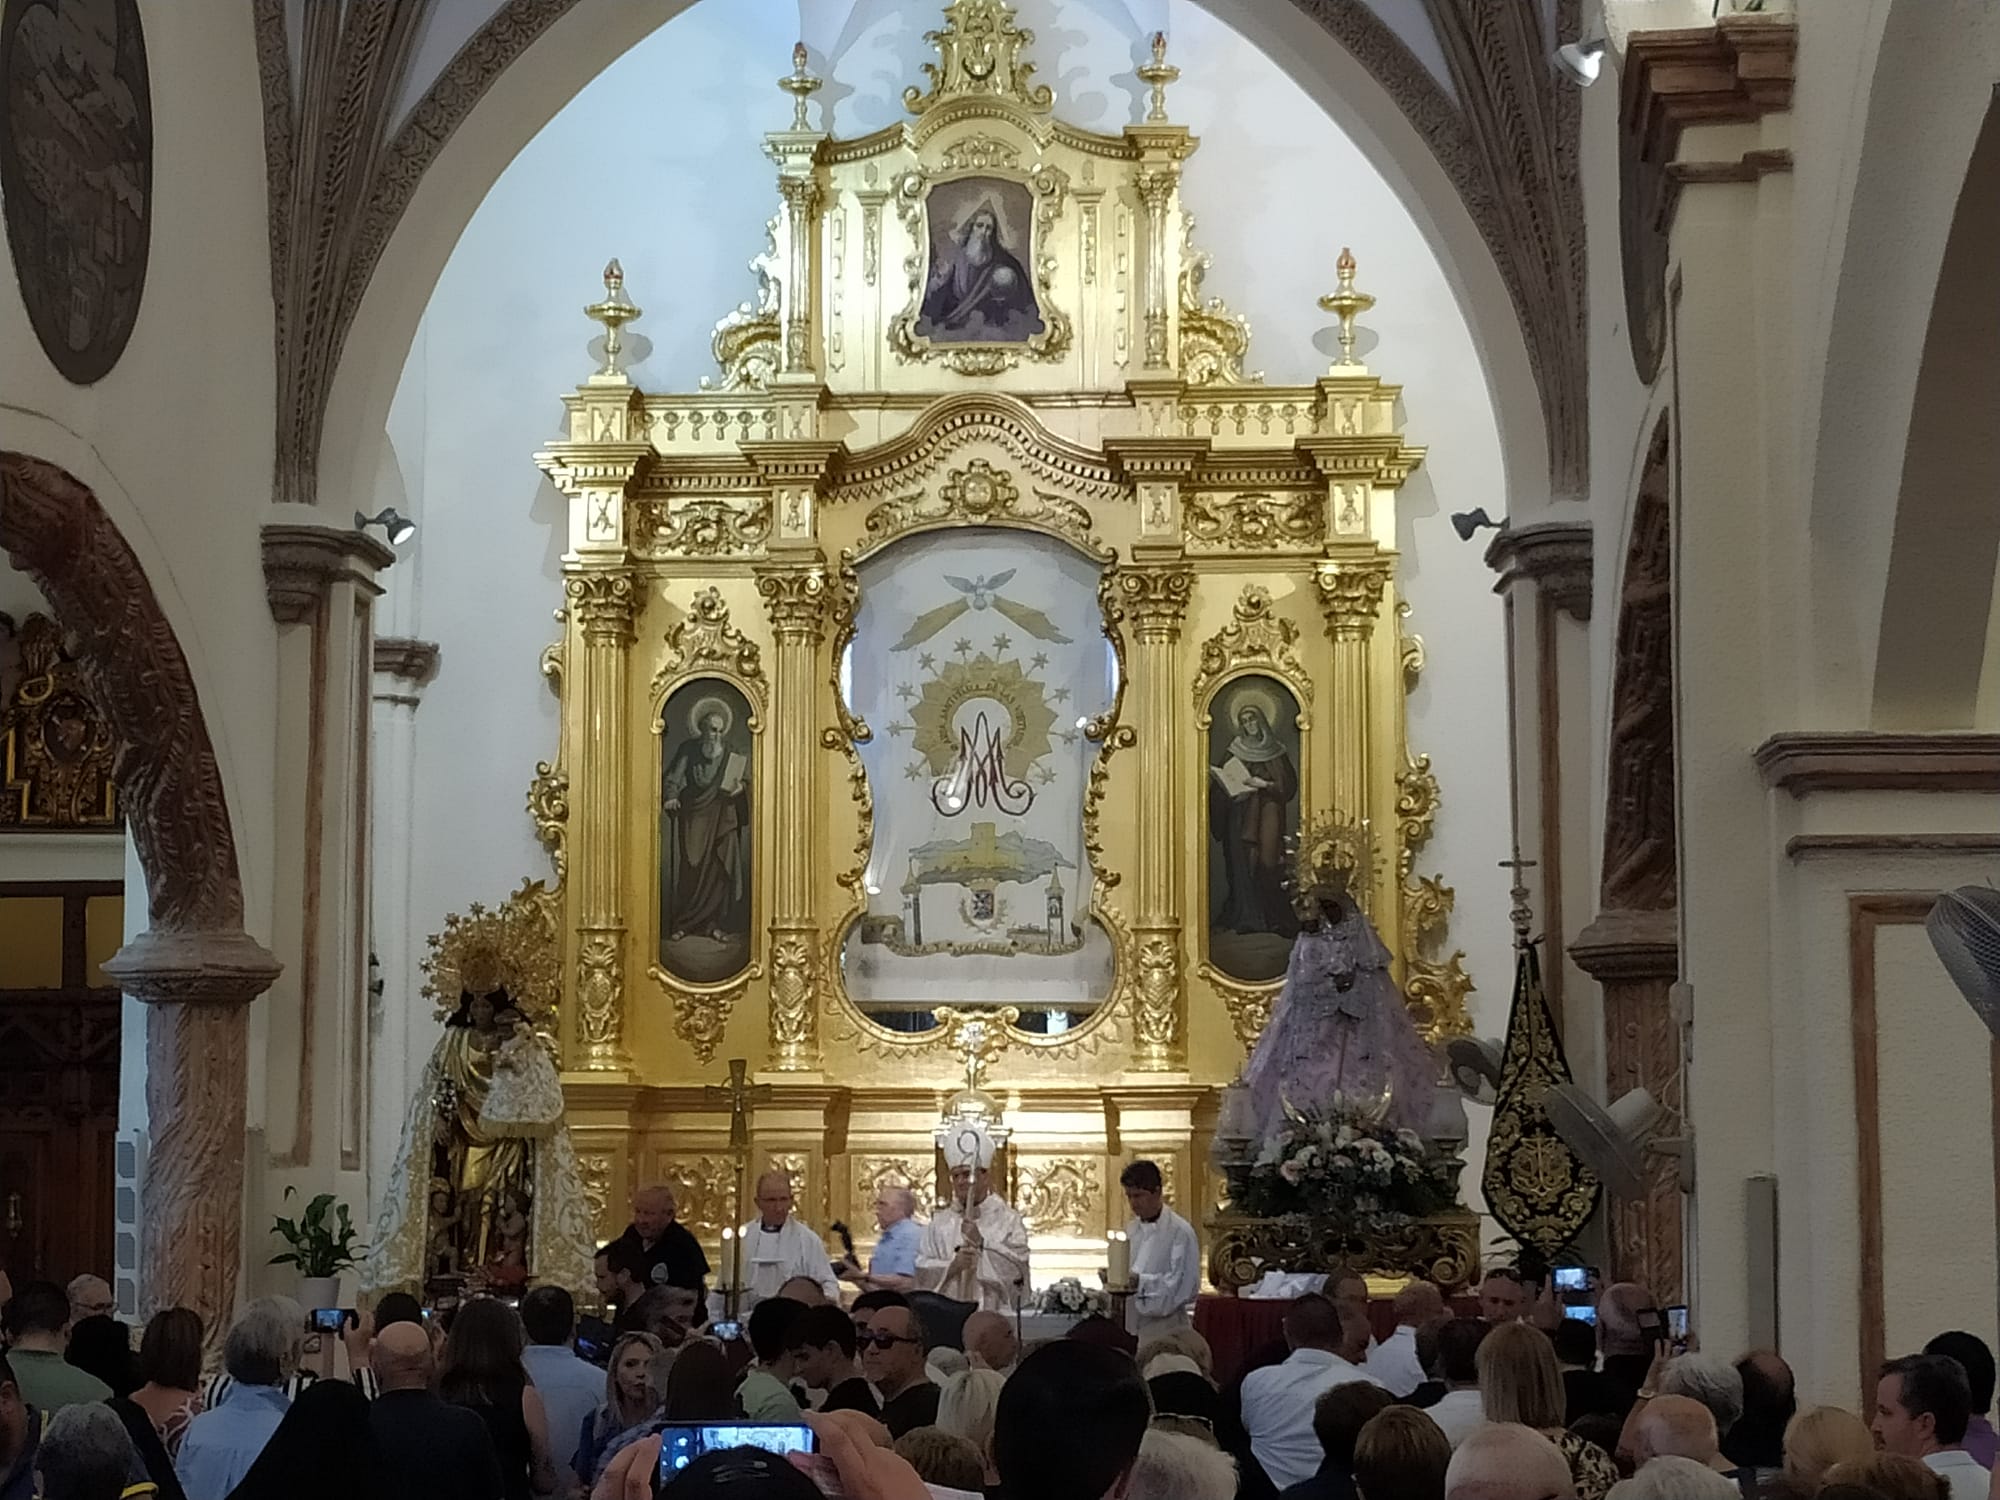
918, 1124, 1031, 1311
716, 1170, 840, 1318
1119, 1159, 1201, 1338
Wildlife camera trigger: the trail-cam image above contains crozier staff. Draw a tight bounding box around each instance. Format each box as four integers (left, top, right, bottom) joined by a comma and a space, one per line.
917, 1124, 1030, 1311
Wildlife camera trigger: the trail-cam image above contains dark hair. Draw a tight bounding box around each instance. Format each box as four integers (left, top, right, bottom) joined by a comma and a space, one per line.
1414, 1322, 1444, 1379
1480, 1266, 1523, 1286
1352, 1406, 1452, 1500
662, 1340, 735, 1422
603, 1240, 647, 1284
1926, 1331, 1996, 1413
1569, 1411, 1624, 1458
1119, 1160, 1163, 1193
1283, 1293, 1342, 1350
665, 1445, 820, 1498
748, 1297, 806, 1364
1064, 1315, 1137, 1356
137, 1308, 204, 1392
371, 1293, 424, 1332
0, 1351, 12, 1393
1883, 1353, 1973, 1445
1551, 1317, 1598, 1367
785, 1304, 857, 1360
223, 1379, 385, 1500
437, 1297, 528, 1408
1312, 1380, 1396, 1465
994, 1342, 1149, 1500
6, 1279, 70, 1337
520, 1286, 575, 1346
850, 1289, 911, 1317
65, 1314, 137, 1397
1437, 1318, 1491, 1385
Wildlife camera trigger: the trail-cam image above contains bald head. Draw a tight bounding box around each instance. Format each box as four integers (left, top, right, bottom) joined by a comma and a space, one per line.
965, 1310, 1018, 1372
371, 1320, 435, 1393
754, 1172, 796, 1228
1446, 1423, 1575, 1500
632, 1185, 676, 1240
1633, 1395, 1721, 1466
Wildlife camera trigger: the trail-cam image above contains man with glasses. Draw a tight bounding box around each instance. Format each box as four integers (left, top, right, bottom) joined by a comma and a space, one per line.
858, 1301, 938, 1438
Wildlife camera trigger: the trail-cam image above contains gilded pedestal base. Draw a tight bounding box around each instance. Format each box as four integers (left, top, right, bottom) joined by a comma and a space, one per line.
1204, 1211, 1480, 1293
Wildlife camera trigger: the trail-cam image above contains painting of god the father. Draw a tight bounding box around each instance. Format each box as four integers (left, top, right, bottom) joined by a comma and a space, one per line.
915, 176, 1046, 344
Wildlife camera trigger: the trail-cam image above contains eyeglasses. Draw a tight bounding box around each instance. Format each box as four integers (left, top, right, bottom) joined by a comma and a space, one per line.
857, 1332, 921, 1350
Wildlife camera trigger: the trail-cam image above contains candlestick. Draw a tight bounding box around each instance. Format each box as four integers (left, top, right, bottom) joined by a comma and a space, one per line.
1107, 1229, 1131, 1289
1316, 246, 1376, 370
719, 1227, 738, 1291
583, 259, 642, 379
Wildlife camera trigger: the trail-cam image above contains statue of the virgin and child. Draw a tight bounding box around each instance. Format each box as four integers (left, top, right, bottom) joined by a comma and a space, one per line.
363, 933, 595, 1296
1238, 816, 1440, 1150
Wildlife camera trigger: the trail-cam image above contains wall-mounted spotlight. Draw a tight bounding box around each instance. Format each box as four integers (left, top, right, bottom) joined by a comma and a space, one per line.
1553, 33, 1607, 87
1450, 508, 1501, 542
355, 507, 417, 546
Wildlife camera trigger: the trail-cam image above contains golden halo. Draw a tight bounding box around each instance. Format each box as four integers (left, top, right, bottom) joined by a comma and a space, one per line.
1224, 681, 1283, 731
686, 695, 733, 738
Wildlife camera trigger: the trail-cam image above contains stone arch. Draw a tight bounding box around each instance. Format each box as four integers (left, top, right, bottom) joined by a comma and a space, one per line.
315, 0, 1552, 540
1571, 413, 1682, 1301
1871, 95, 2000, 728
0, 451, 279, 1334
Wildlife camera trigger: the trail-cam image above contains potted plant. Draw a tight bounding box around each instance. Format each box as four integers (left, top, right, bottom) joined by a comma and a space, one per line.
269, 1187, 364, 1311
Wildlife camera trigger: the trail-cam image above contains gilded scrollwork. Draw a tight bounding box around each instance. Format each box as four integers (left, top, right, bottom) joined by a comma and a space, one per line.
651, 587, 768, 706
903, 0, 1054, 116
1111, 564, 1193, 641
859, 460, 1108, 561
754, 566, 830, 643
856, 1156, 938, 1212
1206, 1212, 1481, 1293
658, 1155, 738, 1240
1401, 874, 1474, 1042
575, 930, 625, 1067
630, 497, 772, 559
1192, 585, 1314, 711
1016, 1157, 1100, 1235
0, 612, 119, 829
577, 1152, 614, 1241
708, 213, 782, 391
1201, 962, 1281, 1051
939, 133, 1021, 172
1178, 216, 1258, 387
768, 933, 819, 1069
1315, 560, 1392, 637
1184, 492, 1322, 554
526, 763, 569, 881
649, 963, 755, 1067
1130, 936, 1180, 1066
565, 572, 640, 644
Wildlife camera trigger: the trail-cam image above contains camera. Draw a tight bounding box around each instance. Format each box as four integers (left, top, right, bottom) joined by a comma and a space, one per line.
708, 1319, 743, 1343
1551, 1267, 1588, 1292
310, 1308, 355, 1333
657, 1423, 815, 1485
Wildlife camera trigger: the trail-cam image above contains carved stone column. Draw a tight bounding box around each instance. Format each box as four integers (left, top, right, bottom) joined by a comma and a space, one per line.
1113, 564, 1193, 1071
1315, 558, 1392, 824
565, 571, 638, 1073
755, 562, 830, 1072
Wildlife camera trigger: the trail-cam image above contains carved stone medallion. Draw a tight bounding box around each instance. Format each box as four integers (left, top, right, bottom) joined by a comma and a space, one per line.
0, 0, 152, 384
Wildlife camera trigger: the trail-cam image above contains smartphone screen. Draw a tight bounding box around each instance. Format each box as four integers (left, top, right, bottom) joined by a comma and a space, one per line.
1567, 1304, 1599, 1326
658, 1422, 816, 1479
310, 1308, 349, 1332
1665, 1305, 1690, 1347
1552, 1267, 1587, 1292
709, 1320, 743, 1342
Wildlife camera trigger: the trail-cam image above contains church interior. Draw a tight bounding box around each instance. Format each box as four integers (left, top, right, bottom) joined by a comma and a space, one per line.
1, 0, 1998, 1430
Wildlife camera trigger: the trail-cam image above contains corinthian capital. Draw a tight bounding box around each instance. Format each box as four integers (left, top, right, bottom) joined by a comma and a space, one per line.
566, 571, 639, 645
755, 564, 830, 642
1316, 560, 1391, 637
1113, 565, 1194, 640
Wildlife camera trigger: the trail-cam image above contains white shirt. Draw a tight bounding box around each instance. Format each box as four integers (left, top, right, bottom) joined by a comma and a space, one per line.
1925, 1449, 1990, 1499
1126, 1206, 1201, 1336
1239, 1347, 1383, 1490
917, 1193, 1030, 1310
1425, 1387, 1485, 1450
1364, 1324, 1426, 1398
713, 1216, 839, 1316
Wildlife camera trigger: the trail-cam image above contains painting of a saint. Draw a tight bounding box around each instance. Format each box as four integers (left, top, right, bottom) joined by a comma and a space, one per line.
1207, 677, 1303, 982
659, 680, 753, 983
915, 176, 1045, 344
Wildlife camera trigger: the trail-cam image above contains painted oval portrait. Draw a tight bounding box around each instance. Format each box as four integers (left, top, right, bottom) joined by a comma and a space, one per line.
1205, 674, 1304, 982
658, 678, 754, 984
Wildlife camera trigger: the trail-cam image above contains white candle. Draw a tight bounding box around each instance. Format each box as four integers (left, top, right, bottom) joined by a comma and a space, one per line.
1107, 1230, 1131, 1289
720, 1227, 737, 1291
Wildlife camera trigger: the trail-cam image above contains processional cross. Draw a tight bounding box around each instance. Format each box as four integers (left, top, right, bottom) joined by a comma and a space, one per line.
704, 1058, 773, 1317
1498, 856, 1538, 943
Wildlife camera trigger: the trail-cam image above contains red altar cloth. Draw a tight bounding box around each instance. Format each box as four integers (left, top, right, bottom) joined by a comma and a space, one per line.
1193, 1293, 1479, 1386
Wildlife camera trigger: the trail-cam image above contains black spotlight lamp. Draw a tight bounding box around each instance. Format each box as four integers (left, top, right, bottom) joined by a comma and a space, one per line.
355, 507, 417, 546
1451, 508, 1500, 542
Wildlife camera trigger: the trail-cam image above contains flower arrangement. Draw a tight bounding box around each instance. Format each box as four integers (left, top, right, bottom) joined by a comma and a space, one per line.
1037, 1276, 1109, 1317
1235, 1098, 1456, 1227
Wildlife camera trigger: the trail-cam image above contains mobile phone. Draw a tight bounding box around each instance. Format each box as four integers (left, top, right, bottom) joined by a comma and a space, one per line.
708, 1319, 742, 1342
657, 1422, 816, 1479
1665, 1304, 1690, 1349
420, 1307, 434, 1324
1567, 1304, 1599, 1326
310, 1308, 353, 1332
574, 1314, 614, 1367
1552, 1267, 1587, 1292
1637, 1306, 1667, 1340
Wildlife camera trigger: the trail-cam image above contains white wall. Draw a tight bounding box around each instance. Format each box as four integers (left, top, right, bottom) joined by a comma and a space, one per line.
382, 0, 1515, 1217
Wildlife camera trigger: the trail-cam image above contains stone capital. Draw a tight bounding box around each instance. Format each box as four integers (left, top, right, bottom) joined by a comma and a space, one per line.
1485, 519, 1593, 622
755, 564, 831, 642
261, 523, 395, 625
1315, 559, 1391, 637
372, 636, 440, 685
566, 571, 640, 646
1113, 565, 1194, 639
1569, 908, 1680, 982
100, 926, 284, 1006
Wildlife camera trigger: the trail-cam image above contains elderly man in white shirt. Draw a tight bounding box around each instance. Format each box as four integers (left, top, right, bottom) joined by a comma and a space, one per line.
918, 1123, 1030, 1311
1366, 1279, 1447, 1398
1239, 1293, 1383, 1490
713, 1170, 840, 1319
1118, 1159, 1200, 1338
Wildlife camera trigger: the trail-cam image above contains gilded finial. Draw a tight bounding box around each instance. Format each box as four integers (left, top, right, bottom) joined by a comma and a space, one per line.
1317, 245, 1376, 370
780, 40, 822, 132
1136, 30, 1179, 123
584, 259, 642, 379
1499, 856, 1538, 941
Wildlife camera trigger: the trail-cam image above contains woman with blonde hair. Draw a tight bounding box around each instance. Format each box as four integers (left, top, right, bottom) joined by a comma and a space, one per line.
937, 1367, 1005, 1488
1777, 1405, 1875, 1495
1822, 1451, 1950, 1500
573, 1330, 664, 1486
1475, 1321, 1618, 1500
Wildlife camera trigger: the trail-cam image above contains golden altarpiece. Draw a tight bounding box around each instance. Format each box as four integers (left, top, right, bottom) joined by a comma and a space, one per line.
487, 3, 1474, 1289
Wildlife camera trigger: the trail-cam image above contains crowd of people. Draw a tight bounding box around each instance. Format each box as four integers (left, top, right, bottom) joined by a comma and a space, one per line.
2, 1183, 1997, 1500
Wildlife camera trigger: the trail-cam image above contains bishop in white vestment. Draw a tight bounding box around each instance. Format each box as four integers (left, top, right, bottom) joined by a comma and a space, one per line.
1120, 1160, 1201, 1337
713, 1169, 840, 1318
917, 1124, 1030, 1311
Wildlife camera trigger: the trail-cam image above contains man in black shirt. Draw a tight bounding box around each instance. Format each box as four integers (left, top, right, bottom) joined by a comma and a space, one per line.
860, 1304, 938, 1437
368, 1322, 502, 1500
786, 1305, 880, 1418
608, 1185, 710, 1302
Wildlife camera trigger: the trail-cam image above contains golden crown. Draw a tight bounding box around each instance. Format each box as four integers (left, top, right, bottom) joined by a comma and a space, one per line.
422, 879, 563, 1023
1283, 812, 1379, 914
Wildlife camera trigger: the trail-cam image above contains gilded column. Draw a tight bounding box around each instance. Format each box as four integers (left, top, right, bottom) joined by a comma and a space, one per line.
565, 570, 639, 1072
1316, 559, 1391, 826
755, 561, 830, 1072
1134, 170, 1176, 371
1114, 564, 1193, 1070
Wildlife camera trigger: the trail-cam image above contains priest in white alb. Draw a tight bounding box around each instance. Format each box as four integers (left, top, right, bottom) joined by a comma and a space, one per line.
1118, 1158, 1201, 1337
917, 1123, 1030, 1311
713, 1169, 840, 1318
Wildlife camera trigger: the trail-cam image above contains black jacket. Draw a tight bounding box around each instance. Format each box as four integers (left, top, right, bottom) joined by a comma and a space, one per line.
611, 1221, 710, 1298
369, 1388, 504, 1500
